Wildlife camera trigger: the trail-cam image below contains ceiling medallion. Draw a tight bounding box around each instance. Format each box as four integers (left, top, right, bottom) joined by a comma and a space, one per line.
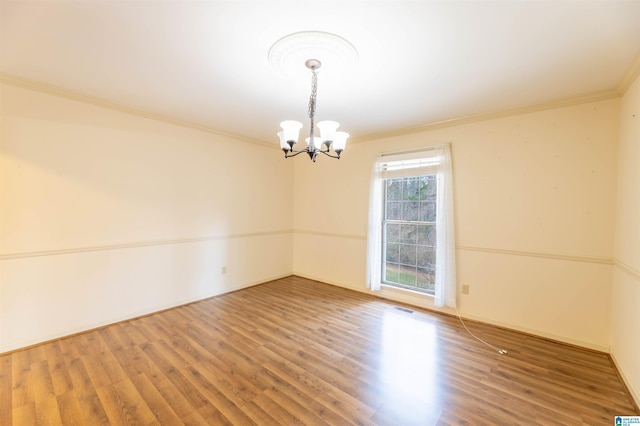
268, 31, 359, 75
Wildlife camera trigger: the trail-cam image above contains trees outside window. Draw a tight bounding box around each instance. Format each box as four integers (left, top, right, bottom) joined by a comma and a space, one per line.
383, 175, 437, 293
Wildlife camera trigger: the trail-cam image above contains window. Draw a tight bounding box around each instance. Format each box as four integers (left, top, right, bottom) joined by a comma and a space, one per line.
366, 145, 457, 308
383, 175, 437, 294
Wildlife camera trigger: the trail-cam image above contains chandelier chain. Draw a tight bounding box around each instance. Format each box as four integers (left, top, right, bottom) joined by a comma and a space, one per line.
308, 69, 318, 121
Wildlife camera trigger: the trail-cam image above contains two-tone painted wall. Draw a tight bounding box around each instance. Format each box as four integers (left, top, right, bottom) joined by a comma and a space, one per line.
1, 82, 294, 353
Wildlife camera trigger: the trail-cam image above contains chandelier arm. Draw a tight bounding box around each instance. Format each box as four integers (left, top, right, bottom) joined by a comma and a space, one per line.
285, 149, 312, 158
317, 150, 341, 159
287, 146, 340, 159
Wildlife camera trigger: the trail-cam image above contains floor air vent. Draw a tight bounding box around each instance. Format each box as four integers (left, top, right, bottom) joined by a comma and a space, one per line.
394, 306, 414, 314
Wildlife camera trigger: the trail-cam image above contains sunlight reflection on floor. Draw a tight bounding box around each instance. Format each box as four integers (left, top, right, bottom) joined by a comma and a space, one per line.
377, 309, 442, 423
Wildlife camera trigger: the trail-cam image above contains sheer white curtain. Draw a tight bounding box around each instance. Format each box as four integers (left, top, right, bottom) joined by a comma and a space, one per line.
434, 144, 456, 307
365, 144, 457, 307
366, 159, 384, 291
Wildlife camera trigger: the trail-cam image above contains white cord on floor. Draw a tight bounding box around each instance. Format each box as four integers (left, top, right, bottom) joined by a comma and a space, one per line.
454, 306, 508, 355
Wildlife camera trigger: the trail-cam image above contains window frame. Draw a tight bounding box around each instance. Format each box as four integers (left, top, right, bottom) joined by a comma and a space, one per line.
366, 144, 456, 308
381, 174, 438, 295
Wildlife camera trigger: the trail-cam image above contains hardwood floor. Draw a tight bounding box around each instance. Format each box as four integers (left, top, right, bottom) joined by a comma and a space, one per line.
1, 275, 637, 425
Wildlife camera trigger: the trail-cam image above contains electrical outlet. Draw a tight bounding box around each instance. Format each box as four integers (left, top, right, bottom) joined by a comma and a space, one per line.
221, 266, 227, 275
462, 284, 470, 295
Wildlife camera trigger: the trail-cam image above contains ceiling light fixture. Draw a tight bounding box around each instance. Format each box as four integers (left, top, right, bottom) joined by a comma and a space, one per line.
277, 59, 349, 162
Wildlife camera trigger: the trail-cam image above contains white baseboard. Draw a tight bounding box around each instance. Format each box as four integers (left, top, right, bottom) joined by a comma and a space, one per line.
291, 272, 610, 352
610, 348, 640, 410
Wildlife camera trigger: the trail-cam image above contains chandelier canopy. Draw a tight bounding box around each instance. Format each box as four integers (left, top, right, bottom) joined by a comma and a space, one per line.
277, 59, 348, 162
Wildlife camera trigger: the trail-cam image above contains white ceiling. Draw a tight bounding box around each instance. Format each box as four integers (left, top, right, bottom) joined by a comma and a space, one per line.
2, 1, 639, 144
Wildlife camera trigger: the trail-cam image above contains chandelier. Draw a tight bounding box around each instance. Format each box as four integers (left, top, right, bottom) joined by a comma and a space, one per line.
277, 59, 349, 162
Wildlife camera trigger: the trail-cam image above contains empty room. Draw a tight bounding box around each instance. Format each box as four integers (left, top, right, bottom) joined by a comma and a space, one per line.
1, 1, 639, 424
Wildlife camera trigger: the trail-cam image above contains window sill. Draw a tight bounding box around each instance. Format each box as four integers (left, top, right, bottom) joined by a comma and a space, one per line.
381, 283, 434, 297
381, 284, 433, 297
377, 284, 436, 309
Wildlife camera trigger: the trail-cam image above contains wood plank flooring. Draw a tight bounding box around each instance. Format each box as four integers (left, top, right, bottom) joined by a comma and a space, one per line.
1, 275, 637, 425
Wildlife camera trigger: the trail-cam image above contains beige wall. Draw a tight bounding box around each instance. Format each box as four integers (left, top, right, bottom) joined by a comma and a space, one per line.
0, 83, 294, 352
611, 75, 640, 405
294, 99, 620, 351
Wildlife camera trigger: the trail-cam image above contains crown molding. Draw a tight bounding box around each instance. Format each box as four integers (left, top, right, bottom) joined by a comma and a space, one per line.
616, 54, 640, 96
349, 89, 620, 144
0, 72, 276, 150
351, 56, 640, 144
3, 66, 635, 149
